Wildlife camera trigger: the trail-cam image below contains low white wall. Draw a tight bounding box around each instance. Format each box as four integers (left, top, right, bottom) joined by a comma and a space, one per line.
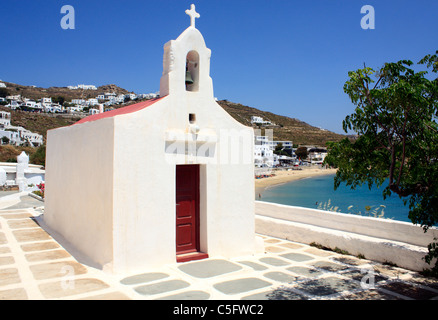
25, 173, 44, 185
255, 201, 438, 271
0, 162, 45, 186
255, 201, 438, 247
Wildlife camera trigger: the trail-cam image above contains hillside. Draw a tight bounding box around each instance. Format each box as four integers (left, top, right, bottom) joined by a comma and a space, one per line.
0, 106, 82, 142
2, 81, 132, 101
0, 81, 346, 147
217, 100, 345, 145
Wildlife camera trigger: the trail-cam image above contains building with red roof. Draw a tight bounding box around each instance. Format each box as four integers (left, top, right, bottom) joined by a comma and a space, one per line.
44, 5, 258, 274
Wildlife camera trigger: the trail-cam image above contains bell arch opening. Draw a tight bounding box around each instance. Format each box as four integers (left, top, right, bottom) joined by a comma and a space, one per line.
185, 50, 200, 92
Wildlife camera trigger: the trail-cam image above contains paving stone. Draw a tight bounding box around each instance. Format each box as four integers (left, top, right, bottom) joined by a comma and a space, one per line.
264, 239, 281, 244
156, 290, 210, 300
21, 242, 60, 252
378, 281, 438, 300
213, 278, 272, 295
0, 213, 32, 220
0, 288, 28, 300
30, 261, 87, 280
25, 249, 71, 262
13, 229, 51, 242
0, 233, 6, 245
120, 272, 169, 285
7, 219, 39, 229
309, 261, 350, 273
265, 246, 286, 253
293, 276, 360, 297
259, 257, 290, 267
0, 256, 14, 266
263, 271, 300, 283
279, 242, 304, 250
0, 209, 29, 212
77, 292, 131, 300
0, 268, 21, 286
135, 280, 190, 296
304, 247, 335, 257
178, 259, 242, 278
280, 253, 314, 262
39, 278, 110, 299
238, 261, 268, 271
0, 246, 11, 254
286, 266, 324, 278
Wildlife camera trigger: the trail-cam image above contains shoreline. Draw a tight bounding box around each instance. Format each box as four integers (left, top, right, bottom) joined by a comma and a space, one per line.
255, 167, 337, 197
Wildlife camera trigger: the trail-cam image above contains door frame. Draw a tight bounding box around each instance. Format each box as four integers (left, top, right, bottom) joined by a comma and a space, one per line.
175, 164, 200, 255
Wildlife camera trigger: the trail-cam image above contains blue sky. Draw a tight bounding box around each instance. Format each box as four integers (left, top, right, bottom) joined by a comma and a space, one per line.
0, 0, 437, 134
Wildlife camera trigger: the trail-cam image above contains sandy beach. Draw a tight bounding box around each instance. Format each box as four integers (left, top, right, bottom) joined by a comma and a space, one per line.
255, 167, 337, 197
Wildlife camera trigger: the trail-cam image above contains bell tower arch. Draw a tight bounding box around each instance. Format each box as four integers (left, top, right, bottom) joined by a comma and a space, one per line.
185, 50, 200, 92
159, 5, 214, 98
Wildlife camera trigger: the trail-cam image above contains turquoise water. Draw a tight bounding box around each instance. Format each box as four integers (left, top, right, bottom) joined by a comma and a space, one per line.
259, 174, 412, 223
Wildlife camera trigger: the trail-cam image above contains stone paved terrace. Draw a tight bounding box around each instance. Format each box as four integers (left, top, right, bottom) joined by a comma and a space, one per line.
1, 194, 438, 300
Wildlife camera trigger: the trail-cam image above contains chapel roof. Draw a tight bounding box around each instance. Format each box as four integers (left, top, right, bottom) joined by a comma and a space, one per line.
74, 96, 166, 125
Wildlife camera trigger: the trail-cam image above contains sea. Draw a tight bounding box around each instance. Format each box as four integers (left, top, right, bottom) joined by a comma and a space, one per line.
259, 174, 413, 223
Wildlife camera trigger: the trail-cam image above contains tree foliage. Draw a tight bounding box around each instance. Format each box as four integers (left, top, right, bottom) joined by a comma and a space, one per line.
30, 145, 46, 166
0, 88, 9, 98
324, 51, 438, 273
295, 147, 308, 160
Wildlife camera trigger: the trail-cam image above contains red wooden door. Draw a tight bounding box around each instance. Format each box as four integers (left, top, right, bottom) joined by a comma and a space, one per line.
176, 165, 200, 255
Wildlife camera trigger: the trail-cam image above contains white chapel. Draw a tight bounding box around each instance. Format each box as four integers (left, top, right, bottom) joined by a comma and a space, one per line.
44, 5, 260, 274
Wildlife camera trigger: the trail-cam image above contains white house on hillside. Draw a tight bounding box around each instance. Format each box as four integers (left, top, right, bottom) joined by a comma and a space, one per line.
0, 111, 43, 147
6, 95, 21, 101
68, 84, 97, 90
71, 99, 86, 106
87, 98, 99, 106
0, 111, 11, 127
251, 116, 273, 126
41, 97, 52, 106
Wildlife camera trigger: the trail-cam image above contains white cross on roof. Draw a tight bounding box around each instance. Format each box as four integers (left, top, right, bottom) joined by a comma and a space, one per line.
185, 4, 200, 28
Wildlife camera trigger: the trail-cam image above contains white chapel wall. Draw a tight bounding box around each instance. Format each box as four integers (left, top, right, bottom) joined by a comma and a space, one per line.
45, 118, 115, 269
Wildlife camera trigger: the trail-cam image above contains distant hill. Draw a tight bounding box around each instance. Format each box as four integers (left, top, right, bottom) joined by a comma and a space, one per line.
0, 81, 346, 146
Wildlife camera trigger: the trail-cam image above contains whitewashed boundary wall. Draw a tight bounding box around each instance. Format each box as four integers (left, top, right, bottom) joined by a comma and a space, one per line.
255, 201, 438, 271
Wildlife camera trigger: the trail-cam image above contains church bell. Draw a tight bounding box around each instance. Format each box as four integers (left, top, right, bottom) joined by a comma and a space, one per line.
185, 70, 194, 85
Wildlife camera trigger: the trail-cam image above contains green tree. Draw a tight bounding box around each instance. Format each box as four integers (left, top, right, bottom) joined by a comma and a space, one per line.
52, 96, 65, 105
324, 51, 438, 274
274, 142, 290, 157
295, 147, 308, 160
274, 142, 284, 155
0, 88, 9, 98
30, 145, 46, 166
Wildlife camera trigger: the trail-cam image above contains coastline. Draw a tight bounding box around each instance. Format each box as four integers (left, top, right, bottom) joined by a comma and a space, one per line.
255, 167, 337, 197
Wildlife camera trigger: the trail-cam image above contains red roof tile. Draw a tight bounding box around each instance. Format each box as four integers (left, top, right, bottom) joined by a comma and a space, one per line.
74, 96, 166, 125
